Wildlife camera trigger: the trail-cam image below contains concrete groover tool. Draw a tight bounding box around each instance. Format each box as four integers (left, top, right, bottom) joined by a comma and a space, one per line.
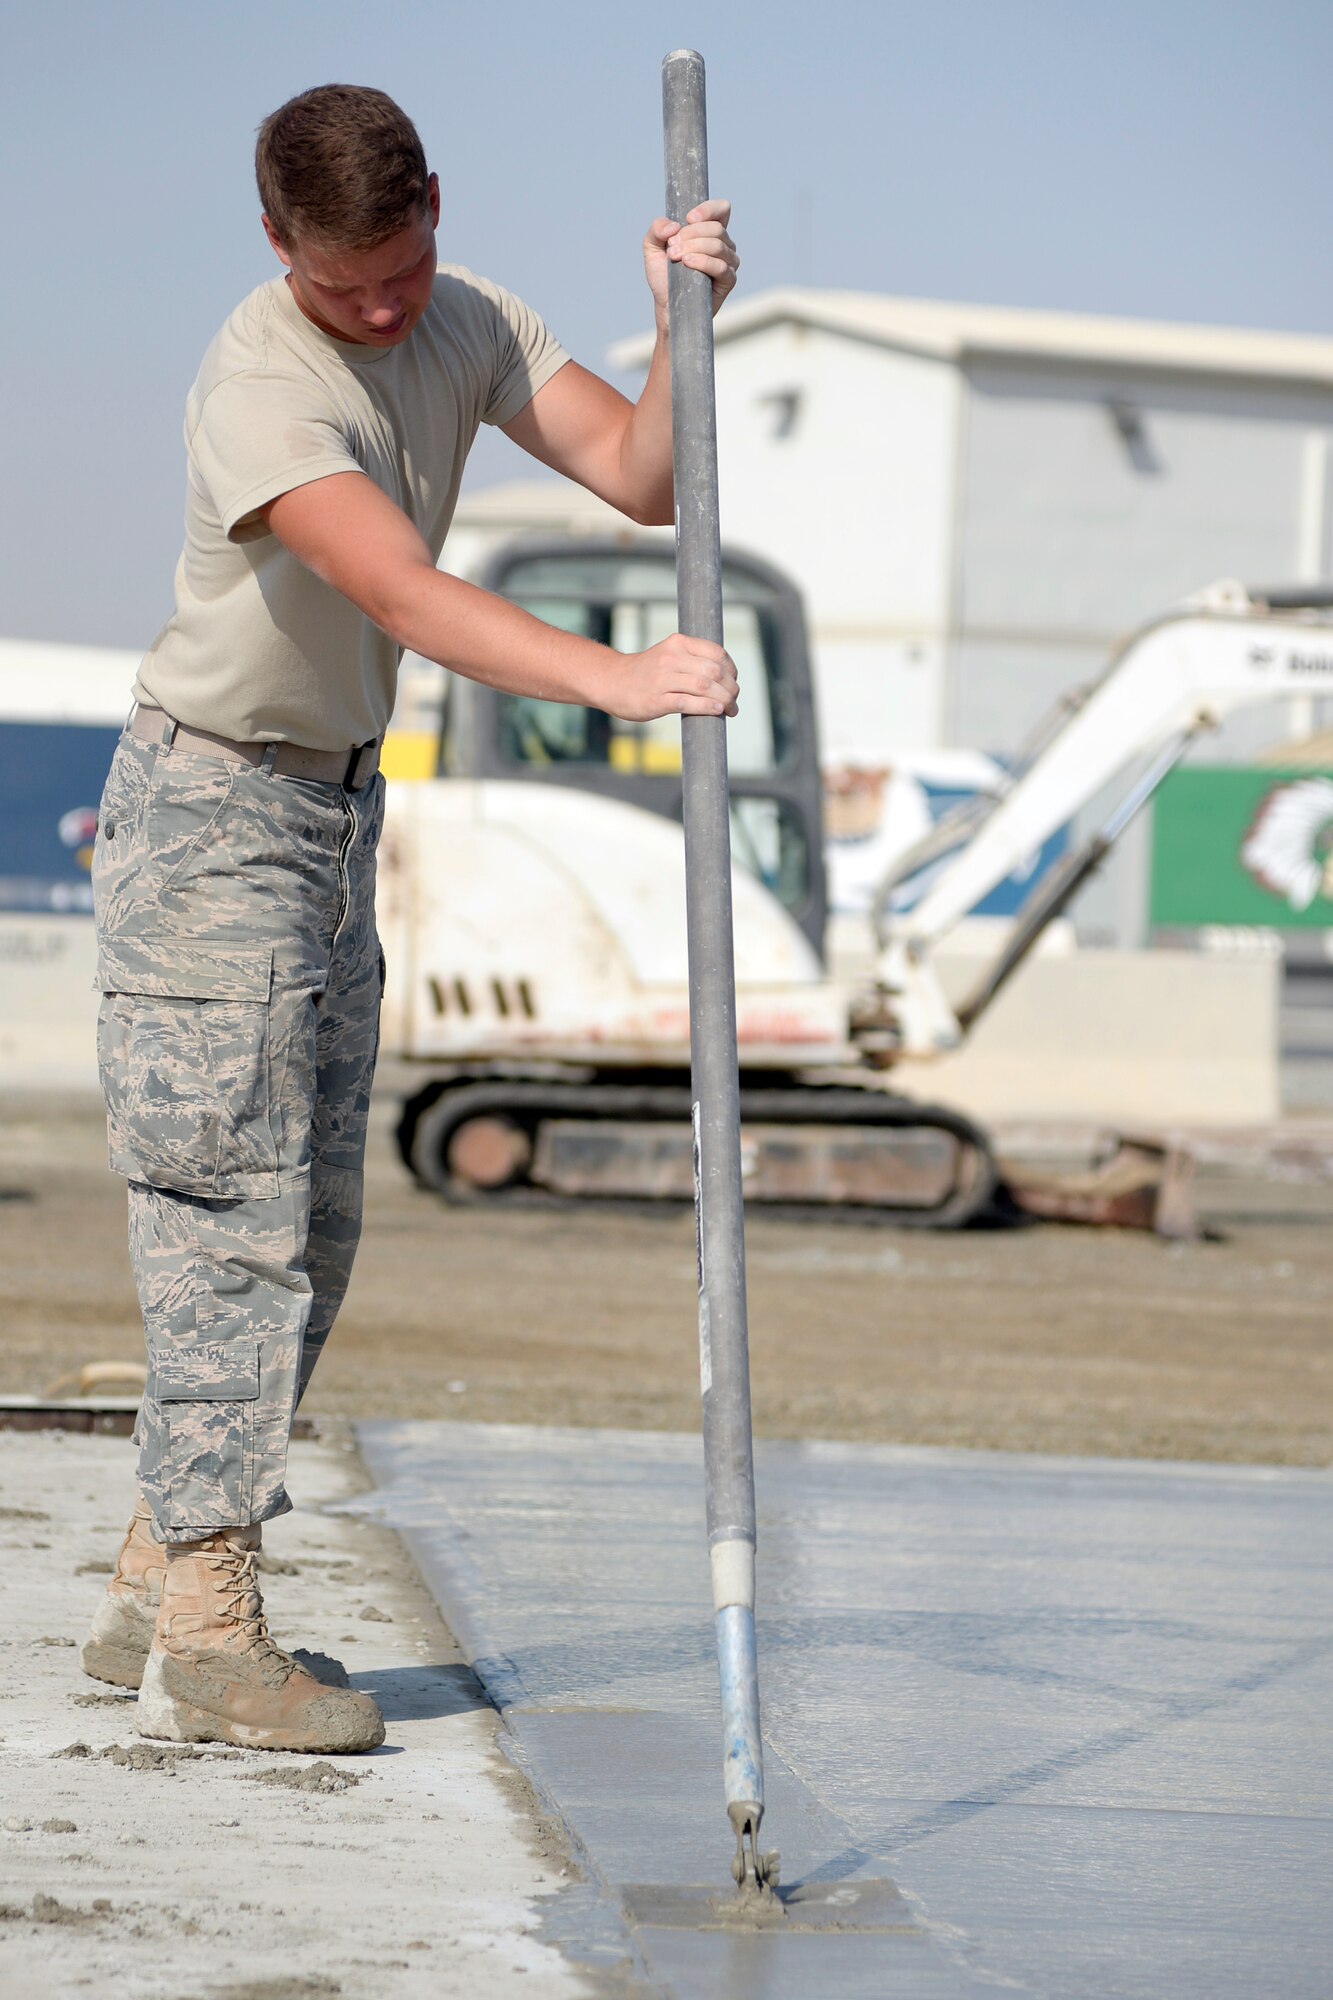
663, 48, 780, 1910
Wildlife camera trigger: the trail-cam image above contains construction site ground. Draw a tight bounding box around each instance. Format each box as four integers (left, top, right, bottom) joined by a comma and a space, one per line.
0, 1424, 606, 2000
2, 1079, 1329, 1996
3, 1074, 1330, 1469
4, 1420, 1326, 1999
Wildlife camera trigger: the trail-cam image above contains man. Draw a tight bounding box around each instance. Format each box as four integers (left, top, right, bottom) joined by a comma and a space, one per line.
81, 83, 739, 1753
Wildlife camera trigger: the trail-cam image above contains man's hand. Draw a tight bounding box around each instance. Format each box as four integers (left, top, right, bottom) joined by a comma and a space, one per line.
605, 633, 739, 723
643, 199, 738, 332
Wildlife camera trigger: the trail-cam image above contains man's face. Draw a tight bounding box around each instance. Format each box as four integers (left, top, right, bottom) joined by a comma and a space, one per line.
264, 173, 441, 348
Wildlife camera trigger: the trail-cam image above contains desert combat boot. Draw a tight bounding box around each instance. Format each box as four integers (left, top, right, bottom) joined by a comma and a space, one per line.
81, 1497, 164, 1689
137, 1527, 385, 1754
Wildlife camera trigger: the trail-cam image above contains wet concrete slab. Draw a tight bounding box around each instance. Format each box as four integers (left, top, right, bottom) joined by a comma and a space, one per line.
351, 1423, 1333, 1999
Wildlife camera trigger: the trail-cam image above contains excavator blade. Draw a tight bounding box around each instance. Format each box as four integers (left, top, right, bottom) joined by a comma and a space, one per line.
999, 1134, 1197, 1238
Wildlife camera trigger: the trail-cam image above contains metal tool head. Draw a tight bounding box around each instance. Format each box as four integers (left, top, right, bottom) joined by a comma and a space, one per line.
728, 1802, 781, 1907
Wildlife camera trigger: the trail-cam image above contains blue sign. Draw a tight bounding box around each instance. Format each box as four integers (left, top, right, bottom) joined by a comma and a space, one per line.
0, 721, 120, 913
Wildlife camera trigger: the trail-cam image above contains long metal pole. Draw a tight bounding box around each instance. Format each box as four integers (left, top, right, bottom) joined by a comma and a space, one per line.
662, 47, 776, 1898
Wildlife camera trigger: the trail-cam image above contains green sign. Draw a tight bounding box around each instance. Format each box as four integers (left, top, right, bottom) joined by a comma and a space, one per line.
1150, 766, 1333, 928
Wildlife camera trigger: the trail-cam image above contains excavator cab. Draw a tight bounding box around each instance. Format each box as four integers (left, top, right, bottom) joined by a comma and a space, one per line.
434, 539, 828, 959
388, 535, 993, 1225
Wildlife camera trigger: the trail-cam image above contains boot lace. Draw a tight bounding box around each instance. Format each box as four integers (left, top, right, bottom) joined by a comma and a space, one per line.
203, 1542, 293, 1679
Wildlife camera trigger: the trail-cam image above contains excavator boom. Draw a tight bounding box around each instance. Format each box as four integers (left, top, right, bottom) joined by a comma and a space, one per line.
874, 583, 1333, 1057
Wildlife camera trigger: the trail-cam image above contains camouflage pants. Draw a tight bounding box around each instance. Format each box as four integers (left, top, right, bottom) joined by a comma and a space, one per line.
92, 723, 384, 1543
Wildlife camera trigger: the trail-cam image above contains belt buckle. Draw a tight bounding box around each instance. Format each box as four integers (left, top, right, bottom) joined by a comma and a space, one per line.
343, 739, 377, 790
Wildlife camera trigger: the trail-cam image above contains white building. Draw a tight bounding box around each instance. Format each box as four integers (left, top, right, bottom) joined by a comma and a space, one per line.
441, 290, 1333, 944
610, 289, 1333, 768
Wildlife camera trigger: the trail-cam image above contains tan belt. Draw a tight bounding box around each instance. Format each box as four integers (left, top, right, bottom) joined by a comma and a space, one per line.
130, 705, 382, 789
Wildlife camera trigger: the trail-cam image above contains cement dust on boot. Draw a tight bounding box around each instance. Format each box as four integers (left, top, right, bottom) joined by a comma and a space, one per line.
80, 1497, 163, 1690
137, 1527, 385, 1755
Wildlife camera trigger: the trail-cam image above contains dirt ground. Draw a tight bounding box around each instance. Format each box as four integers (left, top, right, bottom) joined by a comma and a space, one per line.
2, 1082, 1330, 1467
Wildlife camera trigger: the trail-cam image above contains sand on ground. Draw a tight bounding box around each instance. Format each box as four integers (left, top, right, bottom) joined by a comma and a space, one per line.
2, 1083, 1329, 1467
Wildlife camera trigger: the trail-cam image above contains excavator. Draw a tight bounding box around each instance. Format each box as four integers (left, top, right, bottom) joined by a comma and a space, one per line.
376, 541, 1333, 1227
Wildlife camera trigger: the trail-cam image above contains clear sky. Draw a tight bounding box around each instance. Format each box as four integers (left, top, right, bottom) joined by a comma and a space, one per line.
4, 0, 1332, 648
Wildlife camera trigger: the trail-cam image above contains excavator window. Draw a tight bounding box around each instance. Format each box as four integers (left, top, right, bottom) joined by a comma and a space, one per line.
731, 795, 810, 908
464, 542, 827, 954
494, 598, 784, 779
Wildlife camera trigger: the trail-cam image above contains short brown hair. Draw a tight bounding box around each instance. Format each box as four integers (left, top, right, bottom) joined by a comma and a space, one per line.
256, 84, 429, 251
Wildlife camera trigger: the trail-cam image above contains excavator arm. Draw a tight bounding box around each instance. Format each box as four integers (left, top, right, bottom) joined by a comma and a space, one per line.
869, 583, 1333, 1059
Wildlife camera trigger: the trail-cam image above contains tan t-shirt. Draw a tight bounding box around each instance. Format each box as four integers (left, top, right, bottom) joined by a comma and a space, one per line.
134, 267, 569, 749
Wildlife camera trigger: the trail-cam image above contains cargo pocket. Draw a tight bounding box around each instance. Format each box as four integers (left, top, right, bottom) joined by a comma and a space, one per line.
154, 1338, 260, 1527
96, 935, 279, 1198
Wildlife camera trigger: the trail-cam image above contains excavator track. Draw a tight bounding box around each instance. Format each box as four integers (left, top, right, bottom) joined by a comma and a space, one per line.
397, 1072, 997, 1230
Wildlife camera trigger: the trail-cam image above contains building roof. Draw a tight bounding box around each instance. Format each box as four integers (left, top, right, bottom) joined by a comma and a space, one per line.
452, 479, 625, 530
608, 287, 1333, 385
447, 480, 670, 561
0, 637, 140, 724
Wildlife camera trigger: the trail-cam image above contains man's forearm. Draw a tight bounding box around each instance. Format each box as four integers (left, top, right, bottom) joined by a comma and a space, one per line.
614, 329, 675, 527
265, 469, 732, 723
383, 564, 623, 706
373, 558, 736, 728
